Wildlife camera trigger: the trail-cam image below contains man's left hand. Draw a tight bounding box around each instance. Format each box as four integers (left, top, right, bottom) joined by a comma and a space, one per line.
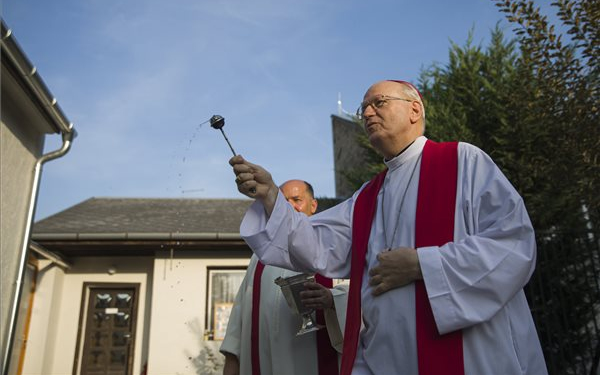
368, 247, 423, 296
300, 281, 334, 310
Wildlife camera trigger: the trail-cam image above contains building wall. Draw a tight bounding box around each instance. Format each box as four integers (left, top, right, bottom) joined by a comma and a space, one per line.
0, 111, 44, 362
20, 259, 65, 374
147, 251, 249, 375
331, 114, 367, 198
1, 29, 70, 368
22, 257, 153, 375
21, 252, 250, 375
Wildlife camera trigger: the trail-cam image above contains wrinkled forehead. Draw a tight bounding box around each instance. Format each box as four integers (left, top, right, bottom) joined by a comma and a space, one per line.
280, 181, 307, 196
363, 81, 403, 100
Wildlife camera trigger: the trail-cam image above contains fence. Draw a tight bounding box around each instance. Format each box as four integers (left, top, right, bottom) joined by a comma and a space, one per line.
526, 231, 600, 375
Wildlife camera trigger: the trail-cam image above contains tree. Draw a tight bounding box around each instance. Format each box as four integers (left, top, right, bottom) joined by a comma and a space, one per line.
493, 2, 599, 374
492, 0, 599, 232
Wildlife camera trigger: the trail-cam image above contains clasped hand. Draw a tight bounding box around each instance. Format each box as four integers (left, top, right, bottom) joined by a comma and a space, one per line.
368, 247, 423, 296
300, 281, 334, 310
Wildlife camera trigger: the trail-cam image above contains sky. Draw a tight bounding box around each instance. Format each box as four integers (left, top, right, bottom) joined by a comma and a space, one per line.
2, 0, 546, 220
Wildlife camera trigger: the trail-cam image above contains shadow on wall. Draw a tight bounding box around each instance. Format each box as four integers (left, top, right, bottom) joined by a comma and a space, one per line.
185, 318, 224, 375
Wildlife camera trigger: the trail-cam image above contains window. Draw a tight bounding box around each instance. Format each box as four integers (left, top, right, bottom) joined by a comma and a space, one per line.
205, 267, 246, 340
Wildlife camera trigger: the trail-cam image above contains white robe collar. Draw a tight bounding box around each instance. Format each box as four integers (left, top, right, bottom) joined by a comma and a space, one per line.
383, 135, 427, 171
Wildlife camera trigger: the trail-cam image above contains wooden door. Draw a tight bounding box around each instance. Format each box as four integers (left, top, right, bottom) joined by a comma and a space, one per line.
77, 284, 139, 375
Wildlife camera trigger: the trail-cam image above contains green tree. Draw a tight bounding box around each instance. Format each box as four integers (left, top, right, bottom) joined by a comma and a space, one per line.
493, 2, 599, 374
492, 0, 599, 231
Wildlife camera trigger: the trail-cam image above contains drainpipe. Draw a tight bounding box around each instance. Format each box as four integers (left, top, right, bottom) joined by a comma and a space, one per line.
2, 126, 75, 375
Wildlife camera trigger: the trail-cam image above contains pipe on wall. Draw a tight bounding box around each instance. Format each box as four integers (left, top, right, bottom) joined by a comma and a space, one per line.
2, 127, 75, 375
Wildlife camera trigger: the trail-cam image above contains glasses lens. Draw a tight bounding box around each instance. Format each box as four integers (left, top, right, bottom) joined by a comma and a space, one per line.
357, 98, 374, 119
357, 97, 380, 119
356, 105, 363, 119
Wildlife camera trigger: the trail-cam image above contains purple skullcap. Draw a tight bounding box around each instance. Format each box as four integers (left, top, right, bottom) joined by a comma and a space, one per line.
387, 80, 423, 101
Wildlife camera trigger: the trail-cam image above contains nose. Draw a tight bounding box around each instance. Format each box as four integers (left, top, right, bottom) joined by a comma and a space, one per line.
287, 199, 301, 212
362, 103, 376, 118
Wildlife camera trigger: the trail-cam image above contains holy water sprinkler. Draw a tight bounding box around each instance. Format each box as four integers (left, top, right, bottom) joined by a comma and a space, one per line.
209, 115, 256, 194
210, 115, 236, 156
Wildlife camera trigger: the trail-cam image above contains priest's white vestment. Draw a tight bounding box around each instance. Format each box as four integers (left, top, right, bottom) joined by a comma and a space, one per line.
240, 136, 547, 375
220, 254, 348, 375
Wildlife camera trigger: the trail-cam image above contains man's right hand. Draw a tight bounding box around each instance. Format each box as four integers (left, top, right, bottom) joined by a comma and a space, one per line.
300, 281, 335, 310
229, 155, 279, 216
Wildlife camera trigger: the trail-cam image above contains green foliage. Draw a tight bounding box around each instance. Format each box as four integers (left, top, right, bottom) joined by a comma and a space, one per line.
492, 2, 600, 374
492, 0, 599, 232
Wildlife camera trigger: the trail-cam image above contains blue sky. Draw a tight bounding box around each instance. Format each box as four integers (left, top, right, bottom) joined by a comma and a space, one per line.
3, 0, 546, 220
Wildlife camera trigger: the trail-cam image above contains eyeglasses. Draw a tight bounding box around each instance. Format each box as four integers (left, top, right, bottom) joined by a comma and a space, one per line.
356, 95, 415, 120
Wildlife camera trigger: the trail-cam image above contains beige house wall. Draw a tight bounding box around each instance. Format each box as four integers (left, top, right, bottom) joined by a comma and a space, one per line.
22, 257, 152, 375
21, 253, 250, 375
20, 259, 65, 374
147, 252, 249, 375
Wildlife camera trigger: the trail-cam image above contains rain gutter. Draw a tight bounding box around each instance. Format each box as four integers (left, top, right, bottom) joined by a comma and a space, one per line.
32, 232, 243, 241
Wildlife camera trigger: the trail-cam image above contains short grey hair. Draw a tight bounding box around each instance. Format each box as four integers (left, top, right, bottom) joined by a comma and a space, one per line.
398, 82, 426, 125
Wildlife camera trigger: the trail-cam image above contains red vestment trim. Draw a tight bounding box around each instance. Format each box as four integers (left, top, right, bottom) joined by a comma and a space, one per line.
340, 170, 387, 375
251, 263, 339, 375
251, 261, 265, 375
315, 274, 340, 375
415, 141, 463, 375
341, 140, 464, 375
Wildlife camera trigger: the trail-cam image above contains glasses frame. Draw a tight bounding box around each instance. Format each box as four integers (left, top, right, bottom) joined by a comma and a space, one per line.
356, 95, 416, 120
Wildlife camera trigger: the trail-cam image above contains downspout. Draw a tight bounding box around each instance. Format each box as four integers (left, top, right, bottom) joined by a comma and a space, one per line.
2, 126, 75, 375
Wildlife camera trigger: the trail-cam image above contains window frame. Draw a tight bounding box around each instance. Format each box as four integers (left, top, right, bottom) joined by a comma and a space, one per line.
204, 266, 247, 341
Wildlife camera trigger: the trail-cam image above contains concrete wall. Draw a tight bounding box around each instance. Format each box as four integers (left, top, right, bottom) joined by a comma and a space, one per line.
0, 104, 44, 365
331, 114, 367, 198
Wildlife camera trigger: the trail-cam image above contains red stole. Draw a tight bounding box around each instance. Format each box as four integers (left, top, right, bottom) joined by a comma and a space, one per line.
251, 261, 265, 375
251, 262, 339, 375
314, 274, 341, 375
340, 140, 464, 375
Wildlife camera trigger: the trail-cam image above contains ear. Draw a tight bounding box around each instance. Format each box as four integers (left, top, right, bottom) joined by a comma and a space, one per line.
310, 199, 318, 215
409, 100, 422, 124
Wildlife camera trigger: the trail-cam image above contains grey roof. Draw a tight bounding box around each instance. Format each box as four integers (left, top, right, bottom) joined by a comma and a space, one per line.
33, 197, 253, 237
